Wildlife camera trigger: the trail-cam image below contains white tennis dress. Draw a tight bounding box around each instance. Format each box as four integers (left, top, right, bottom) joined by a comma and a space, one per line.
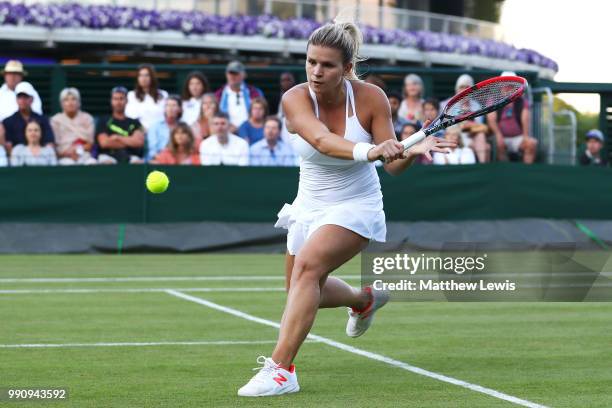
275, 79, 386, 255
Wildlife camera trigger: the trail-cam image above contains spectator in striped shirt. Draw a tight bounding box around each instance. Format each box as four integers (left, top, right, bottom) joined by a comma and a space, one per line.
10, 119, 57, 166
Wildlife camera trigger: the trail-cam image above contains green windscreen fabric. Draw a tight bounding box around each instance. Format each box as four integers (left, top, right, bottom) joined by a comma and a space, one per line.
0, 163, 610, 223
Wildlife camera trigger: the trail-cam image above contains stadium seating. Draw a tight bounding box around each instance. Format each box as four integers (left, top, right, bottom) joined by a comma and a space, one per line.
0, 2, 557, 71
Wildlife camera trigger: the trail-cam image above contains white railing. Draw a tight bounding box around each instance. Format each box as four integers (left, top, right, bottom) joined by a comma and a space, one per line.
552, 110, 577, 165
532, 87, 577, 165
532, 87, 555, 163
18, 0, 504, 41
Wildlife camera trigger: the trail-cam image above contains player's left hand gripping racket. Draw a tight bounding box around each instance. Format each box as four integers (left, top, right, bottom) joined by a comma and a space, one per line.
397, 75, 527, 154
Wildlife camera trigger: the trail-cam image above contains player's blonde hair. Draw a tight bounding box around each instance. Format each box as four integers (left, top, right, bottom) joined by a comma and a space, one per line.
307, 15, 363, 80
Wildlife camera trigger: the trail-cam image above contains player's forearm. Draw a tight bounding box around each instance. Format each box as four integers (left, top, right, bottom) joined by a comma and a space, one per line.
311, 130, 357, 160
384, 153, 417, 175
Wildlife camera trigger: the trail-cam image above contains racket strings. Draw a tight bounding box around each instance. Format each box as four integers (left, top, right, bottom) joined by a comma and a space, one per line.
446, 81, 523, 118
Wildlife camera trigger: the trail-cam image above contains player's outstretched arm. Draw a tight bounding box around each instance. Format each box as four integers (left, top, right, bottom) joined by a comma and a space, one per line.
368, 86, 420, 175
368, 85, 455, 175
282, 86, 358, 160
283, 85, 404, 163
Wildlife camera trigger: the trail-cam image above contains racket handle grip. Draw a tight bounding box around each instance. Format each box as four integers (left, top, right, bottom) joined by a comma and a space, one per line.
400, 129, 427, 151
377, 129, 427, 163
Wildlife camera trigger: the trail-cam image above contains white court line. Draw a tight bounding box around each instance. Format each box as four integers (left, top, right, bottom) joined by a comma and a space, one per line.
3, 281, 611, 295
0, 287, 284, 294
1, 272, 607, 284
0, 276, 360, 283
166, 289, 549, 408
0, 340, 317, 349
0, 340, 279, 348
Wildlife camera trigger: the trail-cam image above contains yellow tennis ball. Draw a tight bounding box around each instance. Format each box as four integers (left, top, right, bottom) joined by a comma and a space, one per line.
146, 170, 169, 194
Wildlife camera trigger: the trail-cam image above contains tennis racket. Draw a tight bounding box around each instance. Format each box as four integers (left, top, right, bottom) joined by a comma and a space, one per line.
395, 75, 527, 156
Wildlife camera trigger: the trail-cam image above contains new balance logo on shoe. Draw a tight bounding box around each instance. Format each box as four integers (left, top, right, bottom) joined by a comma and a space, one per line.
273, 373, 288, 386
238, 356, 300, 397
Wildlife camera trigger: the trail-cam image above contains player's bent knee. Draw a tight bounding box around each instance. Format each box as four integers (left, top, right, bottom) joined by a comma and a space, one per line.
291, 257, 325, 285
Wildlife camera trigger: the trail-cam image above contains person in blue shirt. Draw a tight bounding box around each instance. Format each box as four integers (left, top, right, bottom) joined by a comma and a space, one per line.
238, 97, 267, 145
215, 61, 264, 132
249, 116, 297, 166
145, 95, 182, 162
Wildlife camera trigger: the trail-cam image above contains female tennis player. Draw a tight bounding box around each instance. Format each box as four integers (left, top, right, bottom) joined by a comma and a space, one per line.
238, 19, 454, 397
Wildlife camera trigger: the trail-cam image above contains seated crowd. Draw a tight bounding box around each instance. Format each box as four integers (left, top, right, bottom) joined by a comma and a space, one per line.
0, 60, 606, 167
382, 71, 540, 165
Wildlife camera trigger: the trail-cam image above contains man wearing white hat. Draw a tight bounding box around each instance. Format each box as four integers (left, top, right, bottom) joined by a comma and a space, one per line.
0, 60, 43, 121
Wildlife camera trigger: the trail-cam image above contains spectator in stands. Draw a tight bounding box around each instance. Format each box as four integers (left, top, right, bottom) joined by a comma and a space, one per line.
398, 73, 425, 122
387, 91, 408, 138
423, 97, 439, 122
126, 64, 168, 131
0, 60, 43, 121
398, 121, 431, 165
238, 97, 268, 145
51, 87, 96, 165
0, 144, 7, 167
364, 74, 386, 91
422, 97, 444, 138
215, 61, 264, 132
95, 86, 145, 164
579, 129, 608, 166
250, 116, 296, 166
145, 95, 182, 162
2, 82, 54, 154
10, 120, 57, 166
432, 125, 476, 165
276, 71, 296, 118
486, 71, 537, 164
398, 121, 420, 142
191, 93, 219, 146
151, 122, 200, 165
442, 74, 490, 163
199, 112, 249, 166
181, 71, 209, 125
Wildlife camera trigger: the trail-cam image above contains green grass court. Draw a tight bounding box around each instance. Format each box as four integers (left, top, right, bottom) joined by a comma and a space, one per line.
1, 254, 611, 407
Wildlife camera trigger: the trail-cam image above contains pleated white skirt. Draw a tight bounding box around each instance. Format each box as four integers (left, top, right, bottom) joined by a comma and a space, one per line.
274, 196, 387, 256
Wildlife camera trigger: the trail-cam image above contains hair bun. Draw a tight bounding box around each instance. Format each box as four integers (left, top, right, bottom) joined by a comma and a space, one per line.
307, 9, 365, 81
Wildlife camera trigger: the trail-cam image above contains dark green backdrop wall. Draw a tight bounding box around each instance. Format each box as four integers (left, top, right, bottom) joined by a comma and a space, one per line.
1, 163, 610, 223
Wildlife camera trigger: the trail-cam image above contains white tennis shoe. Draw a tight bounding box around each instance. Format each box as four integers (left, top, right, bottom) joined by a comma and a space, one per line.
237, 356, 300, 397
346, 286, 390, 338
